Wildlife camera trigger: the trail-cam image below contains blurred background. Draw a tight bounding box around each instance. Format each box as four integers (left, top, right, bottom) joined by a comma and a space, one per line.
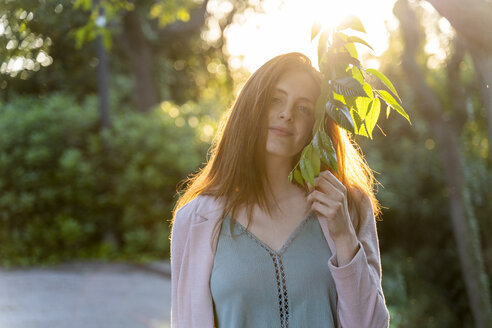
0, 0, 491, 327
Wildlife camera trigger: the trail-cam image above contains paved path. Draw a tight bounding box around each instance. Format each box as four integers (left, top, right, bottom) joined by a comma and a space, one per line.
0, 261, 171, 328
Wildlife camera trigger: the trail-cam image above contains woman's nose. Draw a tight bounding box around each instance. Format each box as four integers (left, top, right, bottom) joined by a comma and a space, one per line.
279, 103, 294, 120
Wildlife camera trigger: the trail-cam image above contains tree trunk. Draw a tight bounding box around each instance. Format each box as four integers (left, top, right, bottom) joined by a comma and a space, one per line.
394, 1, 492, 326
96, 9, 111, 129
94, 0, 118, 250
120, 9, 159, 113
113, 0, 211, 113
425, 0, 492, 162
470, 52, 492, 160
434, 122, 492, 328
425, 0, 492, 53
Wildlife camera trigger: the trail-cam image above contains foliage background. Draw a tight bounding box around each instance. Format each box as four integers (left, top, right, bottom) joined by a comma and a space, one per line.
1, 0, 491, 327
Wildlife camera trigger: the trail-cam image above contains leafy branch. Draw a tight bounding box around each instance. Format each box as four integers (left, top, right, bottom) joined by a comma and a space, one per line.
289, 15, 411, 186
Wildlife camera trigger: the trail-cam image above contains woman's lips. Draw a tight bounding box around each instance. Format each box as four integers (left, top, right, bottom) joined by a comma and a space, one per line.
269, 127, 293, 136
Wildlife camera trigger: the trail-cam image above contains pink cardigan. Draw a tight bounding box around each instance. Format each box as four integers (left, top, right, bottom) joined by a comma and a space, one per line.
170, 194, 389, 327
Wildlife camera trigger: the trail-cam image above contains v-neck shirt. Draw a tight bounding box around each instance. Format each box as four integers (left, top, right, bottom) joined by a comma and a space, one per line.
210, 211, 337, 328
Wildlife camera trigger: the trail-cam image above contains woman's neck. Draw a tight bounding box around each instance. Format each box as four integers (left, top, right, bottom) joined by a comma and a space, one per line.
264, 154, 305, 205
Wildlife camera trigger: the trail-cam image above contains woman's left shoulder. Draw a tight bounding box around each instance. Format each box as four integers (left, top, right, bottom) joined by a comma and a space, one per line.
347, 186, 374, 231
349, 185, 373, 210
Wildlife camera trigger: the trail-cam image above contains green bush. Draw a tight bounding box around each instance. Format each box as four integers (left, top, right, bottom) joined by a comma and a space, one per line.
0, 93, 203, 266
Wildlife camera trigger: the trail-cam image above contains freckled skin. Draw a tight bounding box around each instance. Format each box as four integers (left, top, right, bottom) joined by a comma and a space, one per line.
265, 69, 318, 161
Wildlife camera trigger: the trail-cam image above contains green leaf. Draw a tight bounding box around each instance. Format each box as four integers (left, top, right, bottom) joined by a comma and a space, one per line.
351, 67, 364, 84
332, 31, 348, 48
365, 68, 401, 101
326, 98, 347, 112
322, 146, 337, 172
319, 131, 338, 173
344, 43, 358, 60
358, 124, 369, 138
326, 99, 355, 133
319, 55, 331, 79
334, 92, 357, 110
331, 77, 367, 98
386, 103, 391, 118
333, 92, 346, 104
314, 86, 328, 130
364, 98, 380, 139
294, 168, 305, 187
310, 144, 321, 177
311, 22, 322, 41
376, 90, 410, 123
312, 131, 322, 156
320, 131, 336, 155
318, 30, 330, 68
355, 96, 373, 120
332, 32, 374, 55
336, 15, 366, 33
363, 83, 374, 99
328, 52, 362, 70
314, 131, 330, 167
318, 147, 330, 166
347, 36, 374, 51
351, 108, 367, 137
300, 150, 315, 186
343, 95, 358, 111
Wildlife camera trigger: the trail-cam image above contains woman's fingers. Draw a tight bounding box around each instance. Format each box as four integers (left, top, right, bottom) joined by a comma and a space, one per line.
314, 174, 345, 202
307, 170, 355, 240
307, 182, 315, 193
307, 190, 341, 208
317, 170, 347, 195
307, 190, 343, 217
310, 198, 337, 220
307, 170, 350, 224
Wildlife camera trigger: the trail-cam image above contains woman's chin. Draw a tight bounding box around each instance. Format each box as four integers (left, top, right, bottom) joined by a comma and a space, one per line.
265, 149, 297, 160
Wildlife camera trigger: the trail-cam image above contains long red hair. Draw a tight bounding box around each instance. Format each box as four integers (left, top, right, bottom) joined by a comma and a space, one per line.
172, 52, 380, 246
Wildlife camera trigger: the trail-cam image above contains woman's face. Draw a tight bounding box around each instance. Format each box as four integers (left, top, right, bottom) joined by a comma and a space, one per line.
265, 68, 320, 163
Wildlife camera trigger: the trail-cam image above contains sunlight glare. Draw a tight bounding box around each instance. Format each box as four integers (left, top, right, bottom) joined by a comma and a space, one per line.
224, 0, 398, 73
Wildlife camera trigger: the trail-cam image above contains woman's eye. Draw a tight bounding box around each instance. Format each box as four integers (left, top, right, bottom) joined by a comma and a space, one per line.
270, 97, 284, 106
298, 105, 310, 113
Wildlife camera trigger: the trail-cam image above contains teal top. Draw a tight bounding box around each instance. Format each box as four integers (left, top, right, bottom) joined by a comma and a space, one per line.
210, 211, 338, 328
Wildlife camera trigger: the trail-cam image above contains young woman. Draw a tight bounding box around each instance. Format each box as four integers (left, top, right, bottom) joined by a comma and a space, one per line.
170, 52, 389, 327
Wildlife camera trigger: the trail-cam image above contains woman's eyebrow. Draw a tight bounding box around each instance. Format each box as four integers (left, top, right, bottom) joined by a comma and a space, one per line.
297, 97, 315, 105
273, 88, 287, 95
274, 88, 315, 105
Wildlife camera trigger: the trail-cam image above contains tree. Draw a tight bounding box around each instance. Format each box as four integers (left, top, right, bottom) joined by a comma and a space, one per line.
425, 0, 492, 159
394, 1, 492, 326
0, 0, 258, 113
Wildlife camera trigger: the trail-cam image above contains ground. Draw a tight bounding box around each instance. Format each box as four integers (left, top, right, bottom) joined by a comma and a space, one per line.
0, 261, 171, 328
